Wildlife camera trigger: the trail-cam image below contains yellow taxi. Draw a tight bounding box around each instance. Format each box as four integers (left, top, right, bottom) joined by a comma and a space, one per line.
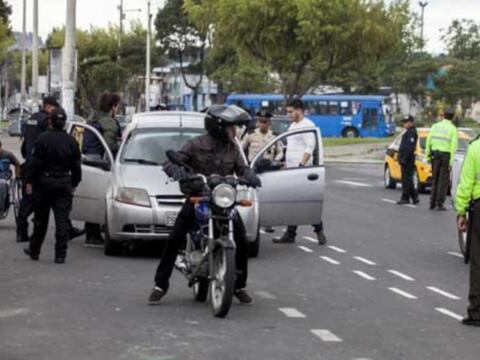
384, 128, 471, 193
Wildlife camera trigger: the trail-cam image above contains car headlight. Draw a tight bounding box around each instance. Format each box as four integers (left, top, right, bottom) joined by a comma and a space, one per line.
212, 184, 236, 208
115, 188, 151, 207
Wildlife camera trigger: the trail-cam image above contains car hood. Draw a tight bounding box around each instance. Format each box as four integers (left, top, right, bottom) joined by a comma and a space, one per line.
117, 164, 182, 196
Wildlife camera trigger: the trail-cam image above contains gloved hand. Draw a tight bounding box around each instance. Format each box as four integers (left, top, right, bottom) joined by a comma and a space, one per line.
244, 169, 262, 188
165, 164, 189, 181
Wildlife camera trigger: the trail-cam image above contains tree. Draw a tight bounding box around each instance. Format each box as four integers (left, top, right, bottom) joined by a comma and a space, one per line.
442, 19, 480, 61
155, 0, 207, 110
185, 0, 409, 100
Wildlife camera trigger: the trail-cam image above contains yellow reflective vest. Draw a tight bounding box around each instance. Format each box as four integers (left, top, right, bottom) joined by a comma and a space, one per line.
455, 138, 480, 216
425, 119, 458, 166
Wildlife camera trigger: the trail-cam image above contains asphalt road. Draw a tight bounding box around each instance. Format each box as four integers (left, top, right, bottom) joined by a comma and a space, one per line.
0, 146, 478, 359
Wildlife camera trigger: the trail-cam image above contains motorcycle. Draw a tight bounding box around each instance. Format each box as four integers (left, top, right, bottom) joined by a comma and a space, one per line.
167, 150, 254, 318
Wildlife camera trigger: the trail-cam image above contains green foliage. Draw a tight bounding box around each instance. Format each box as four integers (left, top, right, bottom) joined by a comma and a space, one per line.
442, 19, 480, 61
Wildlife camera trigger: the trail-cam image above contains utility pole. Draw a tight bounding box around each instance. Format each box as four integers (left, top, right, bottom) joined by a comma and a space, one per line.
419, 2, 428, 49
145, 0, 151, 111
62, 0, 77, 120
32, 0, 39, 107
20, 0, 27, 113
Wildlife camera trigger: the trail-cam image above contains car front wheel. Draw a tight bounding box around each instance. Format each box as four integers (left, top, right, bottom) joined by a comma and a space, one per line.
384, 166, 397, 189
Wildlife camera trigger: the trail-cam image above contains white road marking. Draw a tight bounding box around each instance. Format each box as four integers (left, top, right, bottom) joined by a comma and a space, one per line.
260, 229, 266, 235
388, 287, 418, 299
388, 270, 415, 281
354, 256, 377, 266
298, 245, 314, 253
406, 204, 417, 208
255, 291, 277, 300
328, 245, 347, 253
310, 329, 343, 342
303, 236, 318, 244
278, 308, 306, 318
320, 256, 341, 265
447, 251, 464, 259
0, 308, 29, 319
427, 286, 461, 300
381, 198, 397, 204
353, 270, 376, 281
336, 180, 372, 188
435, 308, 463, 321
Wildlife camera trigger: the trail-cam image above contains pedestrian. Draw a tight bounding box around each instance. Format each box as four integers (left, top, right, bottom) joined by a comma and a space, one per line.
455, 134, 480, 327
23, 108, 82, 264
397, 115, 419, 205
0, 141, 21, 214
82, 93, 122, 247
148, 105, 261, 305
242, 110, 283, 163
17, 97, 84, 243
273, 99, 327, 245
425, 107, 458, 211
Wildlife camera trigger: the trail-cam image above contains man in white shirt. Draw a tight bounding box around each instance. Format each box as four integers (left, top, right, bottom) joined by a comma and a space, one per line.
273, 99, 327, 245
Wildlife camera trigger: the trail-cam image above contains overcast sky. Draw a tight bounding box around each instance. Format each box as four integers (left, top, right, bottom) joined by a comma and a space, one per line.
6, 0, 480, 54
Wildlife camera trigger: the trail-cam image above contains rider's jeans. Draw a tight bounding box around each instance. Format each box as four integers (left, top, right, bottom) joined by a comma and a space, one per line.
0, 179, 8, 213
154, 201, 249, 292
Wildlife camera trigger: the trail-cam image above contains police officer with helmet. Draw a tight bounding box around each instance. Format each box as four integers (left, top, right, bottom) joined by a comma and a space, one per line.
23, 108, 82, 264
425, 107, 458, 211
148, 105, 261, 306
456, 134, 480, 327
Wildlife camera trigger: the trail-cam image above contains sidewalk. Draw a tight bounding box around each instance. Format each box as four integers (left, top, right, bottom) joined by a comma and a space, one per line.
324, 142, 387, 164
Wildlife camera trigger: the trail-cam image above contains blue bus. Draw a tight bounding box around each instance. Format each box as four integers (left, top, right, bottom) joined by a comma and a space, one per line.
226, 94, 395, 138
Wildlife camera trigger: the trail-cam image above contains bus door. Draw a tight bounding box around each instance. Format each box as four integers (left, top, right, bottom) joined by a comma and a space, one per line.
361, 105, 378, 137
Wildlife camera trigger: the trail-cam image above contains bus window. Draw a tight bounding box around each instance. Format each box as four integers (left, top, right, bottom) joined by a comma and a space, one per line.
270, 100, 285, 115
363, 108, 378, 129
340, 101, 351, 115
328, 101, 340, 115
352, 102, 361, 115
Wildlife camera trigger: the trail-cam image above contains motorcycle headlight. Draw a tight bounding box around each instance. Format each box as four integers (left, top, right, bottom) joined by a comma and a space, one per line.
212, 184, 236, 208
115, 188, 151, 207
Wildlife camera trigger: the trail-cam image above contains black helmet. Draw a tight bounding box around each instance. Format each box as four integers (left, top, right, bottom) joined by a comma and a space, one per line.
444, 107, 455, 120
204, 105, 251, 140
50, 108, 67, 130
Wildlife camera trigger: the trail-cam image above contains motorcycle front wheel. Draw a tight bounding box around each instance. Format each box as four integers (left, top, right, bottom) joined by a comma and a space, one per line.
193, 278, 209, 302
210, 245, 235, 318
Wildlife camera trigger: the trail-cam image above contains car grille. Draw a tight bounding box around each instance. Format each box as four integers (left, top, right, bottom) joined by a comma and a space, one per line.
122, 224, 172, 234
156, 195, 185, 206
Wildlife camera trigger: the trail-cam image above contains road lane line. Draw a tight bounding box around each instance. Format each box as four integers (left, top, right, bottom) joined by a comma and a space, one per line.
304, 236, 318, 244
427, 286, 461, 300
354, 256, 377, 266
388, 270, 415, 281
298, 246, 314, 253
388, 287, 418, 300
336, 180, 372, 188
381, 198, 397, 204
278, 308, 306, 318
0, 308, 29, 319
255, 291, 277, 300
353, 270, 376, 281
310, 329, 343, 342
260, 229, 266, 235
328, 245, 347, 253
447, 251, 464, 258
435, 308, 463, 321
406, 204, 417, 208
320, 256, 341, 265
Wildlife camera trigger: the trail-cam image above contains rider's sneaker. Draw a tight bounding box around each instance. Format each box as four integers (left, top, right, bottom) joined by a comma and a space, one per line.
234, 289, 253, 306
148, 286, 166, 305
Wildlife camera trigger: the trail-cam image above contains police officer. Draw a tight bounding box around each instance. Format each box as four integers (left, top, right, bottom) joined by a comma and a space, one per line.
397, 115, 419, 205
148, 105, 261, 306
23, 109, 82, 264
455, 134, 480, 327
425, 108, 458, 211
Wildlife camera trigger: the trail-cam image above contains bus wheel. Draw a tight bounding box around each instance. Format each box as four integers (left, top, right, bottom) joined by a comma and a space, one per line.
342, 127, 359, 138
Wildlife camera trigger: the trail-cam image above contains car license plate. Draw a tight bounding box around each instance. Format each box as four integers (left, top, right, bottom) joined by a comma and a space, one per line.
165, 211, 178, 227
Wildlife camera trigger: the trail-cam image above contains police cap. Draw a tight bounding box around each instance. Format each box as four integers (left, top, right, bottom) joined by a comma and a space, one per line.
43, 96, 60, 108
50, 108, 67, 129
401, 115, 414, 123
256, 109, 273, 120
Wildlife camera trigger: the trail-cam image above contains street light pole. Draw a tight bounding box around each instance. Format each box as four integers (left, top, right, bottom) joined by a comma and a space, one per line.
62, 0, 77, 120
419, 1, 428, 49
145, 1, 151, 111
20, 0, 27, 112
32, 0, 39, 106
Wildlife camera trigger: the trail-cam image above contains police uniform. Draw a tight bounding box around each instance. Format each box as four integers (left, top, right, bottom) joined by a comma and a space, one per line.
455, 136, 480, 326
398, 117, 418, 204
25, 110, 82, 263
242, 128, 283, 162
425, 116, 458, 209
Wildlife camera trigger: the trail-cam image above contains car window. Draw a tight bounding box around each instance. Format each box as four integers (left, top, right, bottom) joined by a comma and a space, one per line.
120, 128, 203, 165
419, 136, 469, 152
271, 120, 291, 135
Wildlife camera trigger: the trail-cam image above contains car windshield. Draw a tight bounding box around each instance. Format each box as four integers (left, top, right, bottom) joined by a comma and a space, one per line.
120, 128, 203, 165
419, 137, 469, 152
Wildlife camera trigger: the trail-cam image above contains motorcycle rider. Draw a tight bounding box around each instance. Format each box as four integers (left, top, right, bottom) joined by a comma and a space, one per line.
148, 105, 261, 306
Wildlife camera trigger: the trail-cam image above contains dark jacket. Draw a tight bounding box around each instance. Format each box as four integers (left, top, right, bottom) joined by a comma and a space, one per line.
98, 112, 121, 156
21, 110, 50, 161
399, 127, 418, 164
164, 134, 248, 177
82, 120, 105, 156
26, 129, 82, 188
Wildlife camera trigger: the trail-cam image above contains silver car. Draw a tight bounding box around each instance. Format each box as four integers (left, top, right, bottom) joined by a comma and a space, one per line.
68, 111, 325, 257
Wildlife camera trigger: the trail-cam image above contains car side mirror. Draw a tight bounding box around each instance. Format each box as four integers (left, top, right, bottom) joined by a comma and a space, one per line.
82, 154, 111, 171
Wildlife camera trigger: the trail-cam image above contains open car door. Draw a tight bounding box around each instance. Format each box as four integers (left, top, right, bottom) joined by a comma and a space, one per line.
250, 127, 325, 226
67, 122, 114, 225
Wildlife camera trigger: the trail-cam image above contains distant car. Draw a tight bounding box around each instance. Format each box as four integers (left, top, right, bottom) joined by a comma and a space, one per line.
384, 128, 471, 193
271, 116, 291, 136
67, 111, 325, 257
458, 127, 478, 140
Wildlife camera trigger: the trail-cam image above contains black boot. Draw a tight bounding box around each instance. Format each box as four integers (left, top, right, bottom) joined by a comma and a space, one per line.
273, 232, 296, 244
23, 246, 39, 261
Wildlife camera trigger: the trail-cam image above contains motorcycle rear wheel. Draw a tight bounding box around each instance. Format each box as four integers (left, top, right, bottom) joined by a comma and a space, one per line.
210, 246, 235, 318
